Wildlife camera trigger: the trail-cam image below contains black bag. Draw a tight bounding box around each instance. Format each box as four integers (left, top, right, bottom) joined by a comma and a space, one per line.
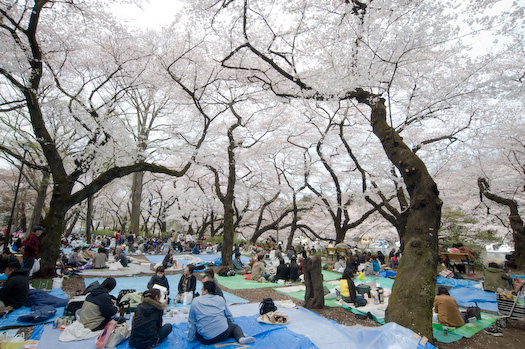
466, 302, 481, 320
218, 267, 235, 277
82, 281, 100, 295
354, 295, 368, 307
65, 296, 86, 318
259, 298, 277, 315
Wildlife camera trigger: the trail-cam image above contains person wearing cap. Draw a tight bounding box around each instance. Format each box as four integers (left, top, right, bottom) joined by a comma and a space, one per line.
22, 226, 43, 271
433, 286, 466, 327
188, 281, 255, 345
78, 277, 118, 330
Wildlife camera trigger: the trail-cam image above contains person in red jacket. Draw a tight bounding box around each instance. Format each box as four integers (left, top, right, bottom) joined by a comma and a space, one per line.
22, 226, 43, 271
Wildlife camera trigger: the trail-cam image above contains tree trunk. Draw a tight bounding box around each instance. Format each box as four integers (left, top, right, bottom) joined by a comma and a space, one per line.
130, 171, 144, 235
478, 178, 525, 269
85, 195, 94, 244
360, 93, 441, 340
37, 197, 69, 277
303, 255, 324, 309
221, 201, 235, 268
30, 171, 49, 229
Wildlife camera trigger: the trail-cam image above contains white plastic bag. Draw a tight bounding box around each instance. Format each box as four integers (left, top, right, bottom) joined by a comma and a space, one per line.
183, 291, 193, 305
28, 258, 40, 277
152, 284, 168, 304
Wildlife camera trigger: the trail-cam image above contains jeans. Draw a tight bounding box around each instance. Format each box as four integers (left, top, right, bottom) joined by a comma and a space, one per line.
196, 321, 244, 345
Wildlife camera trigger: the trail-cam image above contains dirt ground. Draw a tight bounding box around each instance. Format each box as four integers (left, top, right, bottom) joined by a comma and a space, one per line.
16, 256, 525, 348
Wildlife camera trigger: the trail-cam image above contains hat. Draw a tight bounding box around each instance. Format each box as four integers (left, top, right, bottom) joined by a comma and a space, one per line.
101, 278, 116, 292
32, 226, 44, 232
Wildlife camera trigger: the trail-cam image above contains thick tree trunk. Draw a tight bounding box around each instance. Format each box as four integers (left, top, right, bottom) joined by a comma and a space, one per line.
221, 201, 235, 268
30, 171, 49, 229
303, 255, 324, 309
37, 197, 69, 277
360, 94, 441, 340
130, 171, 144, 235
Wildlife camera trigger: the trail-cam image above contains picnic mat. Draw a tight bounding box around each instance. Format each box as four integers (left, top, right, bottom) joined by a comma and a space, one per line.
30, 303, 434, 349
432, 311, 499, 343
145, 253, 250, 267
448, 285, 497, 312
84, 275, 247, 306
0, 288, 67, 329
436, 277, 480, 287
216, 274, 278, 289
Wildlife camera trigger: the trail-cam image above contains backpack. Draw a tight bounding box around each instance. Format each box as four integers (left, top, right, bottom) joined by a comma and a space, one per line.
117, 289, 136, 305
259, 298, 277, 315
466, 302, 481, 320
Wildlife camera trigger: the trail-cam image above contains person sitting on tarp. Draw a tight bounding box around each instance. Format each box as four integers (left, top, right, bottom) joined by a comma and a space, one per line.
251, 254, 270, 282
0, 261, 29, 310
0, 249, 19, 273
78, 277, 118, 330
114, 247, 128, 267
483, 262, 513, 292
433, 286, 466, 327
232, 253, 249, 274
289, 256, 301, 282
162, 249, 174, 268
270, 258, 289, 282
129, 288, 172, 349
203, 268, 224, 298
334, 257, 346, 273
67, 247, 85, 267
92, 247, 108, 269
338, 268, 358, 304
147, 266, 170, 295
175, 264, 196, 303
188, 281, 255, 345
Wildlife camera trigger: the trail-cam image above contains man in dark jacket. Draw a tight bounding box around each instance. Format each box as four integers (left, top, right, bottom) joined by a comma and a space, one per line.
78, 277, 118, 330
0, 261, 29, 309
22, 226, 43, 271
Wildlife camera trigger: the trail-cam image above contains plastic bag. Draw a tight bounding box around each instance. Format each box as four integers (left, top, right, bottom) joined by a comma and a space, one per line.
183, 291, 193, 305
1, 333, 25, 349
28, 258, 40, 277
95, 320, 117, 348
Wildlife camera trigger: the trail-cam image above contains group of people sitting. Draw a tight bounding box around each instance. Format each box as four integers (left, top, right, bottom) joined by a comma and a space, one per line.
233, 249, 304, 283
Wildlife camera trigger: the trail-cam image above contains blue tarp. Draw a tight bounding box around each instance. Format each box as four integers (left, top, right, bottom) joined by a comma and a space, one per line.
436, 277, 480, 288
0, 288, 67, 329
30, 303, 434, 349
448, 285, 498, 312
378, 270, 397, 278
145, 253, 250, 266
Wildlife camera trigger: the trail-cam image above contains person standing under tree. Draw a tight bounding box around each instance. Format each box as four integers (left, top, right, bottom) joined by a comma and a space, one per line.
22, 226, 43, 272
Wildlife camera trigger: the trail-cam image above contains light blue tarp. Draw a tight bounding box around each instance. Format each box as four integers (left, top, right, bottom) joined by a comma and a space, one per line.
448, 285, 498, 312
0, 288, 67, 329
145, 253, 250, 266
84, 275, 247, 306
436, 277, 480, 288
30, 303, 434, 349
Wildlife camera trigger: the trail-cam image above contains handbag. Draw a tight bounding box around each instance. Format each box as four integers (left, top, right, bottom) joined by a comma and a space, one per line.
466, 302, 481, 320
106, 322, 130, 348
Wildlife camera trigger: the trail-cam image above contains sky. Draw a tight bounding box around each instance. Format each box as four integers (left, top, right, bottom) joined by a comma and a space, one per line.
111, 0, 184, 29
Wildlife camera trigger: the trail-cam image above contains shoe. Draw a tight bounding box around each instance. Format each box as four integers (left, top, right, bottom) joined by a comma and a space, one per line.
484, 325, 503, 337
239, 336, 256, 344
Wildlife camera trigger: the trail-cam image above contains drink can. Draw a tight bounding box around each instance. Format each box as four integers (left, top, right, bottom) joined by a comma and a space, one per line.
443, 326, 448, 336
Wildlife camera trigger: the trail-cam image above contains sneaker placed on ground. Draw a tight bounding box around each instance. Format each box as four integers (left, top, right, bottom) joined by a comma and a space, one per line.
239, 336, 256, 344
484, 325, 503, 337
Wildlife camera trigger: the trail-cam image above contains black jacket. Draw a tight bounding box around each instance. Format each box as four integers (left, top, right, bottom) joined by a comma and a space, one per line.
85, 286, 117, 319
177, 274, 196, 295
0, 270, 29, 308
275, 263, 289, 281
147, 274, 170, 293
289, 262, 300, 281
129, 298, 167, 348
162, 254, 172, 268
